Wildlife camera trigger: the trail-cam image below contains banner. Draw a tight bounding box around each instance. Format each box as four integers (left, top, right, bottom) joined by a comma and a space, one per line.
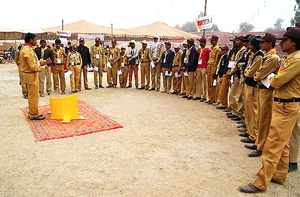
78, 34, 105, 41
196, 16, 213, 31
56, 31, 71, 37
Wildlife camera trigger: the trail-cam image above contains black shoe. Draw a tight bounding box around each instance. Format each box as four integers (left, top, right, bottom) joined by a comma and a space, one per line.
223, 109, 231, 112
71, 91, 76, 94
95, 85, 98, 89
145, 87, 149, 90
288, 162, 298, 173
193, 97, 201, 100
207, 101, 213, 105
138, 87, 145, 90
30, 115, 45, 120
245, 144, 257, 150
239, 133, 249, 137
61, 91, 65, 95
248, 150, 262, 157
85, 87, 92, 90
99, 85, 104, 88
171, 91, 177, 94
176, 92, 180, 95
227, 114, 238, 118
182, 95, 188, 98
231, 117, 241, 121
236, 120, 244, 124
241, 137, 255, 143
23, 95, 28, 99
126, 85, 132, 88
187, 96, 193, 100
216, 106, 226, 109
200, 98, 207, 102
149, 88, 155, 91
226, 112, 232, 116
205, 100, 211, 103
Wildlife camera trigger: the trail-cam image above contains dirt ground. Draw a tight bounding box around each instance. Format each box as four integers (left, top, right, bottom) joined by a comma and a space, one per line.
0, 63, 299, 197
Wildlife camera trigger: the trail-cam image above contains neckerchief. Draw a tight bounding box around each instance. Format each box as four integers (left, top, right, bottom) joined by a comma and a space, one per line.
235, 46, 245, 61
186, 45, 194, 63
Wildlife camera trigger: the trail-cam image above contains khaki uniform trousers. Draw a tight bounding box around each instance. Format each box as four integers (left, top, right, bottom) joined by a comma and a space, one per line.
69, 65, 81, 92
195, 68, 207, 98
289, 111, 300, 163
129, 65, 138, 86
140, 62, 150, 88
93, 59, 103, 86
104, 56, 108, 72
253, 102, 300, 190
171, 66, 181, 92
79, 65, 89, 89
38, 66, 52, 93
18, 66, 28, 96
256, 88, 273, 151
181, 74, 189, 95
244, 85, 258, 141
187, 71, 195, 97
162, 67, 172, 92
237, 79, 245, 117
107, 63, 118, 86
229, 75, 240, 115
52, 64, 66, 91
119, 65, 129, 87
219, 75, 230, 108
207, 65, 217, 102
151, 62, 161, 89
215, 76, 222, 103
24, 72, 39, 119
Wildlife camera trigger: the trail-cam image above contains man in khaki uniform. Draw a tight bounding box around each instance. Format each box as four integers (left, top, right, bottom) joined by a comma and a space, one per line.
240, 26, 300, 193
180, 40, 189, 96
77, 37, 92, 91
119, 46, 128, 88
150, 35, 164, 92
241, 36, 264, 149
107, 39, 120, 88
206, 35, 221, 104
171, 44, 182, 94
35, 40, 53, 97
138, 40, 152, 90
245, 33, 280, 156
160, 41, 174, 93
194, 37, 210, 101
182, 38, 198, 100
67, 45, 82, 93
15, 44, 28, 99
20, 33, 51, 120
52, 39, 67, 95
90, 37, 105, 89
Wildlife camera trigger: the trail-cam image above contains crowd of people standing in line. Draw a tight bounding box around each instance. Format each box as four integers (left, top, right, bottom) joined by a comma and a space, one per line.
17, 23, 300, 193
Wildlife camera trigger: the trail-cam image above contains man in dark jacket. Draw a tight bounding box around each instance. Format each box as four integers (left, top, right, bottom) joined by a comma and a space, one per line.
77, 37, 92, 90
35, 39, 53, 97
182, 38, 198, 100
161, 41, 175, 93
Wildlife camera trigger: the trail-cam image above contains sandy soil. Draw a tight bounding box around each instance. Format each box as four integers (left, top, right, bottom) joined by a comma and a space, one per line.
0, 63, 299, 197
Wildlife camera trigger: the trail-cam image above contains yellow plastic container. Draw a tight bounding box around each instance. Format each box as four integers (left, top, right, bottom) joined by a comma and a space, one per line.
49, 94, 81, 123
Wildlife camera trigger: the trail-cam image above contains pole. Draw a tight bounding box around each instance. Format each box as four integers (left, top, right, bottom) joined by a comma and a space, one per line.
62, 19, 64, 31
203, 0, 207, 37
111, 23, 113, 39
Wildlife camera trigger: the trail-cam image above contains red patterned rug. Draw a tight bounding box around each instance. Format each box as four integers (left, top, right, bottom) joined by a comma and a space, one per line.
20, 100, 123, 141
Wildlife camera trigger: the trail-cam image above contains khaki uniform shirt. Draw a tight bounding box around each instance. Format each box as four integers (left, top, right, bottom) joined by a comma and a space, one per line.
90, 44, 105, 65
108, 47, 121, 65
173, 51, 182, 66
139, 48, 152, 63
52, 47, 67, 65
208, 44, 221, 67
244, 50, 264, 78
67, 52, 82, 68
270, 51, 300, 99
19, 45, 46, 73
254, 49, 280, 85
